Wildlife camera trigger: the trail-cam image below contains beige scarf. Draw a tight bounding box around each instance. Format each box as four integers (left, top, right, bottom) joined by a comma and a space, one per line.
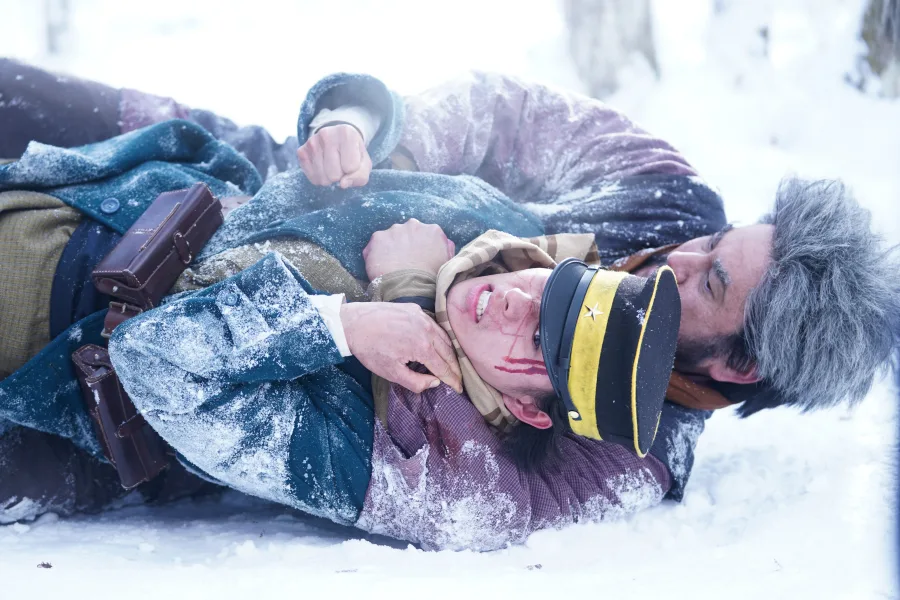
433, 231, 600, 429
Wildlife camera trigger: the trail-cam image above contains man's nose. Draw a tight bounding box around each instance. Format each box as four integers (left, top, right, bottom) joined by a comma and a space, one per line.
665, 251, 706, 285
502, 289, 535, 321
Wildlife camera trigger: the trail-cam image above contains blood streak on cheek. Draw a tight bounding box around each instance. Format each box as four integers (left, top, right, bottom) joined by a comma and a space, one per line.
494, 365, 548, 376
495, 356, 547, 376
503, 357, 544, 366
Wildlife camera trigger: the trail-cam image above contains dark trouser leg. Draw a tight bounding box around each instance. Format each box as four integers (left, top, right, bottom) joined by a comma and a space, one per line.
0, 58, 297, 177
0, 426, 126, 522
0, 425, 224, 523
188, 109, 299, 179
139, 461, 224, 506
0, 58, 121, 158
120, 89, 299, 178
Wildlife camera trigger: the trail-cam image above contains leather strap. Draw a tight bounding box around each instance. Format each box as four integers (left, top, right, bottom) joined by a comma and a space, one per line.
172, 231, 193, 264
116, 413, 149, 438
101, 301, 143, 338
607, 244, 679, 274
666, 372, 734, 411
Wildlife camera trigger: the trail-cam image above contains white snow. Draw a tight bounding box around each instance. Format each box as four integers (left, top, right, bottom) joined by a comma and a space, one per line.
0, 497, 40, 525
1, 0, 898, 598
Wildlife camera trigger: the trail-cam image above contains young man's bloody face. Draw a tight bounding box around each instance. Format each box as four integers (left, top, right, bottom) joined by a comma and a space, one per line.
446, 268, 555, 400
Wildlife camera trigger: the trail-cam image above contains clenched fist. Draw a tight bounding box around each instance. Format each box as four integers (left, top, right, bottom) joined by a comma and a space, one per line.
362, 218, 456, 280
297, 124, 373, 188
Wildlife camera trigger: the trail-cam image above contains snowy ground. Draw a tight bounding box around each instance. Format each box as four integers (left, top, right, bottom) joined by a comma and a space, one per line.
1, 0, 898, 598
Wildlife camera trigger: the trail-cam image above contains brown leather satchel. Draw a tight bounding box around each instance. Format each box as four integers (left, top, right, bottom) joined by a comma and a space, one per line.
72, 344, 170, 489
72, 183, 225, 489
93, 182, 223, 311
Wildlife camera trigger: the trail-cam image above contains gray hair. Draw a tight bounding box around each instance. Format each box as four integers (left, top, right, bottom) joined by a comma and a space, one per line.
739, 177, 900, 414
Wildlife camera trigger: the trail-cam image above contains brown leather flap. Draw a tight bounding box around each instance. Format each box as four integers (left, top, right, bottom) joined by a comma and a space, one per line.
92, 183, 223, 309
71, 344, 170, 489
666, 372, 734, 411
72, 343, 114, 375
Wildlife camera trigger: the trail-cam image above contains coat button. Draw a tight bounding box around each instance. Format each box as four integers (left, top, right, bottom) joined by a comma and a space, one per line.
222, 293, 240, 306
100, 198, 120, 214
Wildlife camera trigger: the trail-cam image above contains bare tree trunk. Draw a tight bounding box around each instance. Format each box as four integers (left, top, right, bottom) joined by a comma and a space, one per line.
563, 0, 658, 98
860, 0, 900, 96
45, 0, 71, 55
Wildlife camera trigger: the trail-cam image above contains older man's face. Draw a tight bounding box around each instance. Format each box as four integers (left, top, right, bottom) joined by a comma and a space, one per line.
637, 223, 775, 380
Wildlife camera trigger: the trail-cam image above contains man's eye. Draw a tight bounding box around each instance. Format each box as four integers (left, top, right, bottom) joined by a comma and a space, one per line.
533, 329, 541, 349
705, 275, 713, 295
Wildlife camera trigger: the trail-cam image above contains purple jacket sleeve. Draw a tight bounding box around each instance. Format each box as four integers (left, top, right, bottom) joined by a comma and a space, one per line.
355, 384, 671, 551
397, 71, 698, 204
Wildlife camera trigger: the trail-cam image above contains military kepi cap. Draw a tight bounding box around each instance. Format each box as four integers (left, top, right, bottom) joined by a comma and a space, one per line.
539, 259, 681, 457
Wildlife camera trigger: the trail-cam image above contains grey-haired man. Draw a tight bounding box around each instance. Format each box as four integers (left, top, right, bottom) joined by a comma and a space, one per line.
296, 72, 900, 421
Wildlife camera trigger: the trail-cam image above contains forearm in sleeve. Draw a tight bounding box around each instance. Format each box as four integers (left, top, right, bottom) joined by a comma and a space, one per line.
397, 71, 698, 202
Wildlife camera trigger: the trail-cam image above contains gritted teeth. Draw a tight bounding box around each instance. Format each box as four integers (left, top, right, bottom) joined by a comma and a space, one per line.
476, 291, 492, 322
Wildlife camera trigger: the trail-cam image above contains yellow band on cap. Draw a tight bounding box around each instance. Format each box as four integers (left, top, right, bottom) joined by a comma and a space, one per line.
567, 270, 628, 439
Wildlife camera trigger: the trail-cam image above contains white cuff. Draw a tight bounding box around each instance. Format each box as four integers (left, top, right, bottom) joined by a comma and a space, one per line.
309, 105, 382, 145
308, 294, 352, 357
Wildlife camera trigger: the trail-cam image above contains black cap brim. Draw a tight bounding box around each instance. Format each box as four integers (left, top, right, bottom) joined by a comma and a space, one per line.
630, 267, 680, 454
539, 258, 590, 403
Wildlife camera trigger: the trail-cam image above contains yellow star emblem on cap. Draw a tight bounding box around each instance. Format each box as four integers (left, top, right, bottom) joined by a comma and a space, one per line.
583, 302, 602, 320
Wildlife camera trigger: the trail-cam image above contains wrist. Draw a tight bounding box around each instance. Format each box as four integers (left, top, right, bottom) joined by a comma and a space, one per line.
313, 121, 364, 143
370, 262, 442, 280
368, 269, 438, 303
339, 303, 357, 351
308, 104, 381, 145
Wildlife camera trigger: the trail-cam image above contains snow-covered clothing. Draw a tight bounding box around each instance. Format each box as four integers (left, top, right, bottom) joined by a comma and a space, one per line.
109, 251, 673, 550
298, 72, 725, 500
109, 74, 724, 549
0, 119, 263, 460
0, 70, 726, 545
0, 93, 543, 451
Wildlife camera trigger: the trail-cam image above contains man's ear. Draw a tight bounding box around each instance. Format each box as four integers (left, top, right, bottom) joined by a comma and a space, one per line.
503, 395, 552, 429
707, 360, 761, 385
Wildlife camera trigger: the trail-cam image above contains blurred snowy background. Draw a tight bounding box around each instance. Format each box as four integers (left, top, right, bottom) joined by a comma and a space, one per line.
1, 0, 899, 598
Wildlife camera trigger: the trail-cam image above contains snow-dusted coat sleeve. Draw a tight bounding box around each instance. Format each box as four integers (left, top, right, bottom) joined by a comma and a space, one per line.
108, 253, 374, 524
395, 72, 698, 202
297, 73, 404, 168
296, 71, 697, 204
